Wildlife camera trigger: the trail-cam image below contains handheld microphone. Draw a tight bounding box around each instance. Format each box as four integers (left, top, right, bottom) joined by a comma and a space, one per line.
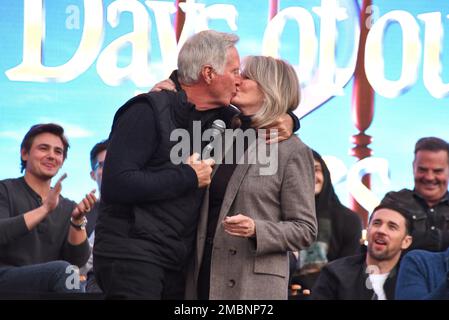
203, 119, 226, 157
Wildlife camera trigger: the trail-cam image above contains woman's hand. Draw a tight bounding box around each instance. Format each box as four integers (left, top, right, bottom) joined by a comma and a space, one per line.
222, 214, 256, 238
149, 79, 176, 92
263, 113, 294, 144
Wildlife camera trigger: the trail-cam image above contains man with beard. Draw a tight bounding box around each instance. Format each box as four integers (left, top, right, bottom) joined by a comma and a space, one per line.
311, 204, 412, 300
381, 137, 449, 252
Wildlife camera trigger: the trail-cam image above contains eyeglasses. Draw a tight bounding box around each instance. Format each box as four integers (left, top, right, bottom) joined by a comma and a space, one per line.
93, 161, 104, 171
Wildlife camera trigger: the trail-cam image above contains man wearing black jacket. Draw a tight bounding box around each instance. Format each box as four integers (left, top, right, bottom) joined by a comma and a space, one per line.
311, 204, 412, 300
381, 137, 449, 252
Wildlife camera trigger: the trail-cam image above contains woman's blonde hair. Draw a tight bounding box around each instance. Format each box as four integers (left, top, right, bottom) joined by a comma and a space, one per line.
241, 56, 300, 128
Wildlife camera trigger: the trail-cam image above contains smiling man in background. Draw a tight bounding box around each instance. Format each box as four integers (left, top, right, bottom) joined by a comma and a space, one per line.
311, 204, 412, 300
381, 137, 449, 252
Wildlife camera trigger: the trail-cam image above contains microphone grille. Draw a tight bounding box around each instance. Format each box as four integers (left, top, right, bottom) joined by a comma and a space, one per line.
211, 119, 226, 132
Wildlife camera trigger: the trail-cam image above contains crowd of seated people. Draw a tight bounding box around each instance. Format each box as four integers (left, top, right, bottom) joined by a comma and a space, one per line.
1, 122, 448, 300
288, 136, 449, 300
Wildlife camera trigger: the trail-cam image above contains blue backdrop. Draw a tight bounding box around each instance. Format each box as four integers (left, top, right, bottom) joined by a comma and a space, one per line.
1, 0, 448, 214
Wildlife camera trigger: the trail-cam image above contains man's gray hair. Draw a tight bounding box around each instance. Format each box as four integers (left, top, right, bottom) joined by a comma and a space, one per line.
178, 30, 239, 85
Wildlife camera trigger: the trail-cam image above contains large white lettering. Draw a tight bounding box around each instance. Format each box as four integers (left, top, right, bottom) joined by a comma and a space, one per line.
365, 10, 421, 98
6, 0, 103, 82
322, 156, 391, 215
418, 12, 449, 99
97, 0, 151, 86
312, 0, 350, 95
178, 0, 238, 48
263, 0, 359, 118
145, 1, 178, 78
4, 0, 447, 105
346, 157, 390, 215
262, 7, 317, 85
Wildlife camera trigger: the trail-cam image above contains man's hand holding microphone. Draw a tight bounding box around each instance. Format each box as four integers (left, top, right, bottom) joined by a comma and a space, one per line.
186, 153, 215, 188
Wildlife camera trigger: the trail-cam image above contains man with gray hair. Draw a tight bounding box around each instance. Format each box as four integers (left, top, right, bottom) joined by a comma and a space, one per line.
93, 30, 244, 299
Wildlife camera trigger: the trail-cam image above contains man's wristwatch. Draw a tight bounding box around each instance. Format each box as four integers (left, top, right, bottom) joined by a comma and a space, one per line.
70, 216, 88, 230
